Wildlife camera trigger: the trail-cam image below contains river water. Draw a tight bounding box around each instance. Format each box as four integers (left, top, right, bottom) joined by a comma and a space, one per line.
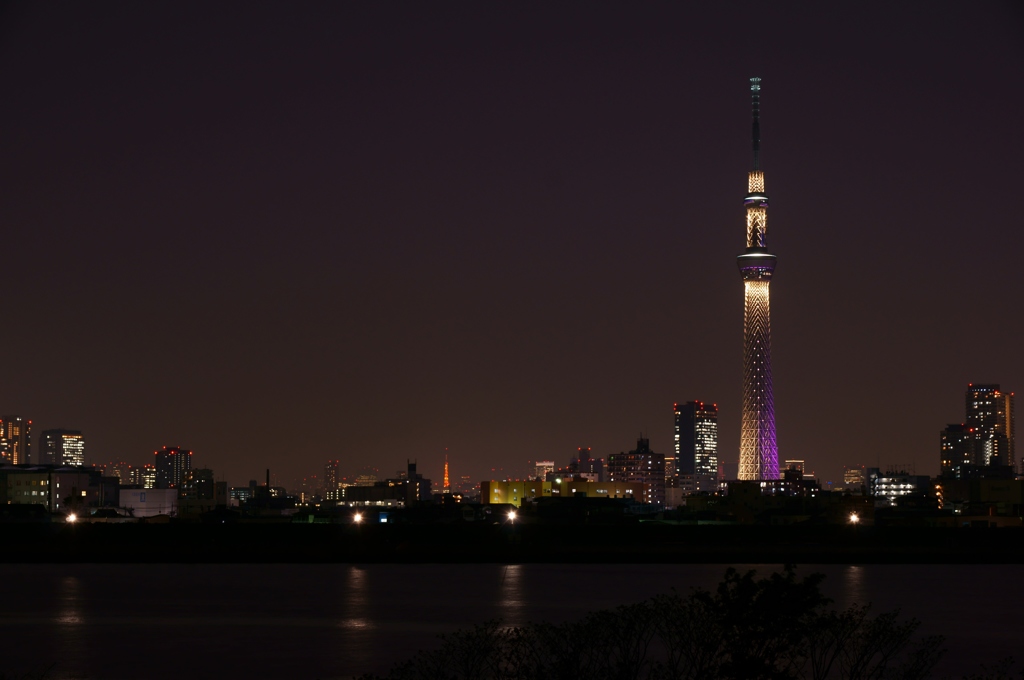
0, 564, 1019, 679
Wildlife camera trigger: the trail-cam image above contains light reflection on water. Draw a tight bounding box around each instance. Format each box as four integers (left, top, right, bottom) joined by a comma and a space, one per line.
840, 565, 867, 609
337, 565, 371, 629
56, 576, 84, 626
54, 575, 87, 672
337, 565, 373, 669
499, 564, 525, 627
0, 563, 1020, 680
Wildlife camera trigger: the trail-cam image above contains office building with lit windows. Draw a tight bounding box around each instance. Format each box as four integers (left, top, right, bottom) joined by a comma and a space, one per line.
154, 446, 192, 489
482, 479, 649, 508
136, 463, 156, 489
39, 429, 85, 467
0, 416, 32, 465
532, 460, 555, 481
673, 402, 719, 491
843, 466, 866, 489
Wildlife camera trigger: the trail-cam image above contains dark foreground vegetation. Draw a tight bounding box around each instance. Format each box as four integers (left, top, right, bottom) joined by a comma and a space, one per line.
3, 523, 1024, 563
357, 567, 1021, 680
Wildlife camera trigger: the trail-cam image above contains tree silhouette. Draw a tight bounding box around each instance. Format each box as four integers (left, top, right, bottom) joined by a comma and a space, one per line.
356, 565, 1018, 680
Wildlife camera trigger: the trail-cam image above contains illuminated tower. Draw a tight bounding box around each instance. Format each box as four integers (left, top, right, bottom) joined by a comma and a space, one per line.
442, 454, 451, 493
737, 77, 779, 481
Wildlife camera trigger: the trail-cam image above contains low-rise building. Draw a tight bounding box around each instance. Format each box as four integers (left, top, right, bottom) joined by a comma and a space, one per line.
480, 479, 649, 508
0, 465, 109, 512
934, 478, 1024, 517
120, 488, 178, 517
866, 468, 931, 507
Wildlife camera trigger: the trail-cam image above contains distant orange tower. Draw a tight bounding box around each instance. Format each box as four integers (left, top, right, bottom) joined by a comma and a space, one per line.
443, 453, 450, 493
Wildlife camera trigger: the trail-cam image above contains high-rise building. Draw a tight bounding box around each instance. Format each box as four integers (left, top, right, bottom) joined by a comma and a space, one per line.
737, 77, 780, 481
114, 461, 134, 484
39, 429, 85, 466
940, 424, 973, 477
154, 446, 192, 489
298, 474, 320, 502
98, 461, 135, 485
324, 460, 340, 494
136, 464, 156, 489
181, 468, 216, 500
965, 384, 1015, 468
607, 437, 665, 506
568, 447, 604, 482
0, 416, 32, 465
674, 402, 719, 484
532, 460, 554, 482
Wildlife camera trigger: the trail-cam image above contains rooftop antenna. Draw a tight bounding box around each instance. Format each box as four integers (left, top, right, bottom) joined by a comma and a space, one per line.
750, 77, 762, 171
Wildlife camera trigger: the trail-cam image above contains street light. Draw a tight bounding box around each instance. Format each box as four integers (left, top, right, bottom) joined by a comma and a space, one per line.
507, 510, 517, 523
849, 512, 860, 524
353, 512, 363, 524
66, 513, 78, 523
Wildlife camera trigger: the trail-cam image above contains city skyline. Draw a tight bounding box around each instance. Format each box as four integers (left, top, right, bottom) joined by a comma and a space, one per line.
1, 372, 1019, 489
0, 3, 1021, 487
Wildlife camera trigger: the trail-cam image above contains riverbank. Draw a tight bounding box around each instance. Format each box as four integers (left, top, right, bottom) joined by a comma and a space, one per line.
3, 523, 1023, 563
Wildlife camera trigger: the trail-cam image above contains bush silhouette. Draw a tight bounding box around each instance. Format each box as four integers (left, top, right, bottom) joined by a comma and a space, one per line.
356, 565, 959, 680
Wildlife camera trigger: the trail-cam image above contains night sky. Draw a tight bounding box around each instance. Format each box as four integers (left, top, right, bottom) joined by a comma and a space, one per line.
1, 2, 1022, 488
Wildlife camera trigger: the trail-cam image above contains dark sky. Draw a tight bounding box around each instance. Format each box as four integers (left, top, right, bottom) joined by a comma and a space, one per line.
1, 1, 1022, 488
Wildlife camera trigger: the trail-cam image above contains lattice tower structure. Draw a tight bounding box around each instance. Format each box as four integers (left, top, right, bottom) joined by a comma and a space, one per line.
737, 77, 779, 481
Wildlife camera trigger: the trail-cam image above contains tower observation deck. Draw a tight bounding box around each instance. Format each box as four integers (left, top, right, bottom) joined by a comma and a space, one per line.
737, 77, 779, 481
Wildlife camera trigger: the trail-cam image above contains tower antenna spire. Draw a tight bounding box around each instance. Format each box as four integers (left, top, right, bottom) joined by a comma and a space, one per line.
750, 77, 761, 171
737, 76, 778, 482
